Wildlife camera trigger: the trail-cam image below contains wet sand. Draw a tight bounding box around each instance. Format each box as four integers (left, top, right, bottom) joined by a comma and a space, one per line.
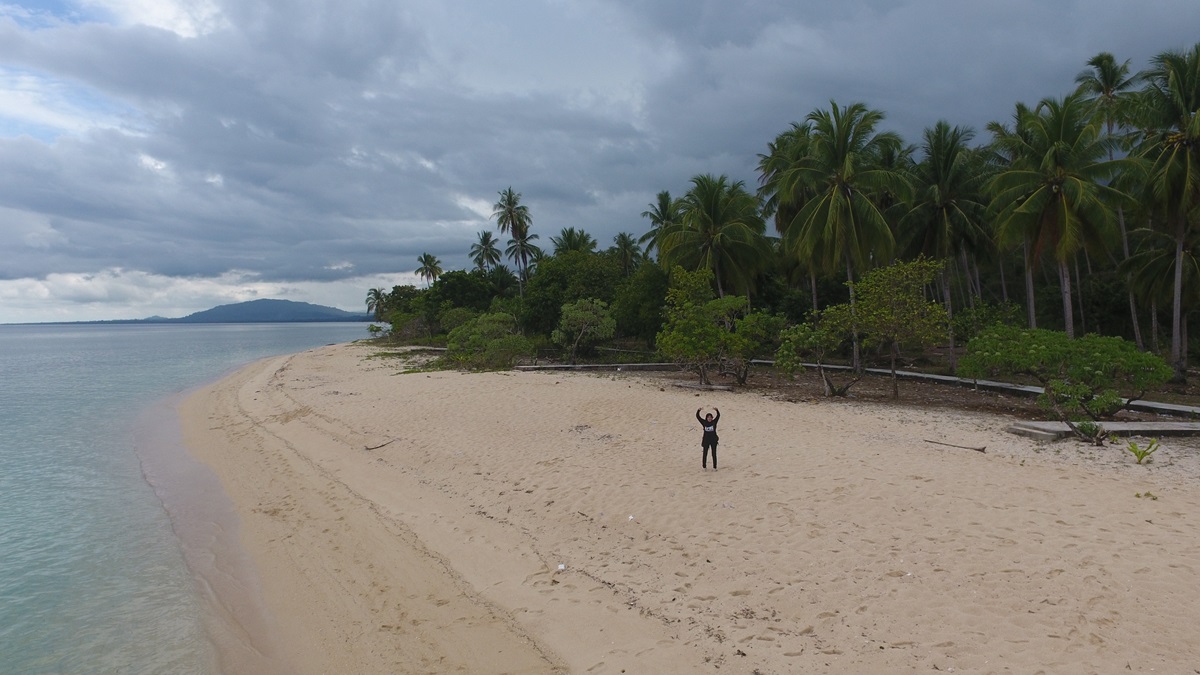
178, 342, 1200, 673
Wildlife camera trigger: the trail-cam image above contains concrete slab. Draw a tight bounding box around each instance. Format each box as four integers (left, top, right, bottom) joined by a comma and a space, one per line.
1007, 424, 1066, 441
1007, 420, 1200, 440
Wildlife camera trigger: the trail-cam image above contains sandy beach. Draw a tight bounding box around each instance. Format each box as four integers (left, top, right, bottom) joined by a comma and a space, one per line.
178, 342, 1200, 674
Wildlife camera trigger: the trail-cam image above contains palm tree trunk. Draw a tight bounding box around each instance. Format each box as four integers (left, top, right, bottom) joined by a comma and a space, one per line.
1171, 217, 1187, 380
1129, 291, 1144, 349
1059, 259, 1075, 339
942, 267, 957, 374
809, 268, 819, 313
1074, 257, 1086, 335
959, 248, 976, 310
998, 256, 1009, 303
1184, 313, 1190, 374
846, 257, 861, 373
1023, 238, 1037, 329
1114, 206, 1144, 349
1152, 299, 1161, 354
970, 254, 983, 302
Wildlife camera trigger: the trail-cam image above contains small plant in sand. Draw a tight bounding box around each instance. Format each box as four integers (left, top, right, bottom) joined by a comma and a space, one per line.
1125, 438, 1160, 465
1135, 491, 1159, 500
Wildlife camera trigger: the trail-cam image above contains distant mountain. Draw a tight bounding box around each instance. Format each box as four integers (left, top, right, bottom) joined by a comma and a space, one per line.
160, 299, 372, 323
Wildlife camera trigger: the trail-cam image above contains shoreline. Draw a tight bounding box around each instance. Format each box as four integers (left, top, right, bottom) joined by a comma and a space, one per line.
138, 387, 290, 675
177, 342, 1200, 673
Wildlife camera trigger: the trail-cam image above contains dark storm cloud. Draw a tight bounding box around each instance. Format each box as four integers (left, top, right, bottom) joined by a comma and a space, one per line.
0, 0, 1198, 321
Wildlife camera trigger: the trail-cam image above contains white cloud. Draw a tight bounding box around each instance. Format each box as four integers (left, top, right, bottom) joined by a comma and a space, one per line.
79, 0, 227, 37
0, 267, 421, 323
0, 67, 134, 137
453, 194, 494, 221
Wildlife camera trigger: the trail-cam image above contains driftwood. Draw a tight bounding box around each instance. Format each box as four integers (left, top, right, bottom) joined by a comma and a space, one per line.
924, 439, 986, 453
672, 382, 735, 391
364, 438, 397, 451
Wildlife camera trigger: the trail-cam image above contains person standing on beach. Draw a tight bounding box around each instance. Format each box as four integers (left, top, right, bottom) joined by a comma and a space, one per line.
696, 407, 720, 471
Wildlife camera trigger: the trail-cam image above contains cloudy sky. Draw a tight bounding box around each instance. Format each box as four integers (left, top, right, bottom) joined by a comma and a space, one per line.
0, 0, 1196, 322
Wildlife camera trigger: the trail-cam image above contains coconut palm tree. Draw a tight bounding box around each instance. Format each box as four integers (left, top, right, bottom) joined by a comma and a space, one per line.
897, 121, 989, 371
470, 231, 502, 271
758, 123, 814, 230
365, 287, 387, 321
758, 122, 826, 308
780, 101, 908, 275
1076, 52, 1141, 138
505, 231, 542, 284
1135, 42, 1200, 378
1124, 227, 1200, 314
988, 92, 1132, 338
660, 174, 769, 298
986, 102, 1040, 328
639, 190, 684, 260
771, 101, 910, 369
492, 187, 530, 238
550, 227, 597, 255
899, 122, 989, 262
415, 253, 442, 287
1076, 51, 1145, 348
492, 187, 534, 286
609, 232, 642, 276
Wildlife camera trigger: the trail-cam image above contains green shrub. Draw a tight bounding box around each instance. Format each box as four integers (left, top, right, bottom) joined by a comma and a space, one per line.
960, 326, 1172, 443
444, 313, 533, 370
774, 306, 859, 397
552, 298, 616, 363
438, 306, 478, 333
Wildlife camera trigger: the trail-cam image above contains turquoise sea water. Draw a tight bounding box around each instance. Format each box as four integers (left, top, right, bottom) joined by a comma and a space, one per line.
0, 323, 370, 674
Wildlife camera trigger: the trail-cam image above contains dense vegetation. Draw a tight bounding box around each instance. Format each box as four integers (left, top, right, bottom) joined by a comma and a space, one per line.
368, 45, 1198, 392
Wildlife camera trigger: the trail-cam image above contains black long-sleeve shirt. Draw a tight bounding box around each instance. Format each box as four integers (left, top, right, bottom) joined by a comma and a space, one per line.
696, 410, 720, 443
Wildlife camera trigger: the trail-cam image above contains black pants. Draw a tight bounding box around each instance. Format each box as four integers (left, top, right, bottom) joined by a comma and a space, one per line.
703, 442, 717, 469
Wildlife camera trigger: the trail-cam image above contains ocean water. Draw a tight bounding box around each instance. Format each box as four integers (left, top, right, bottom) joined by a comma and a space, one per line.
0, 322, 370, 674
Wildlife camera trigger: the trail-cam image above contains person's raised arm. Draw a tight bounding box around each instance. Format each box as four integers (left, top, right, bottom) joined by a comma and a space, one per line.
714, 408, 720, 423
696, 408, 703, 423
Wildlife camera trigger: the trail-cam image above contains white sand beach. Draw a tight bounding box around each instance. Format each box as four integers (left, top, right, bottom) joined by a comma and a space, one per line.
178, 342, 1200, 674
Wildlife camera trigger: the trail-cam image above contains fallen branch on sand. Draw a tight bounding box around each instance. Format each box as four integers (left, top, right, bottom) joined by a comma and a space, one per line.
924, 439, 986, 453
364, 439, 397, 451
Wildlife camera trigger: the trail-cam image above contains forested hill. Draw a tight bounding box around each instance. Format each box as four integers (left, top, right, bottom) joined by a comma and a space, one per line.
164, 299, 371, 323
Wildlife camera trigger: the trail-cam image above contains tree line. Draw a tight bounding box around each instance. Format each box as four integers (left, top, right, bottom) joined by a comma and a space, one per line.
369, 43, 1200, 384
